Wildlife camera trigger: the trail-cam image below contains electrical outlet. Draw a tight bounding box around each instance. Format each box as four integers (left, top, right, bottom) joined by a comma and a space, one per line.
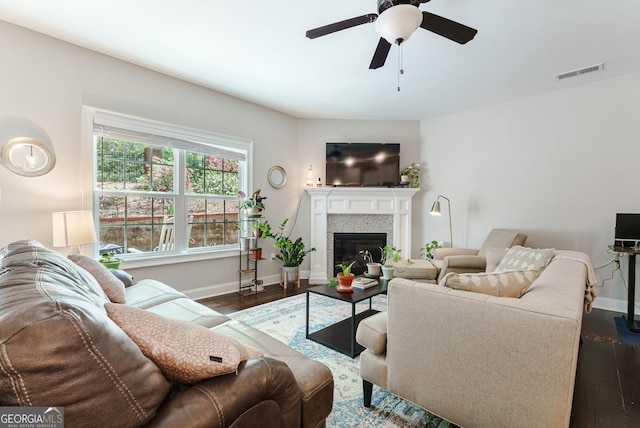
614, 253, 620, 270
270, 253, 276, 262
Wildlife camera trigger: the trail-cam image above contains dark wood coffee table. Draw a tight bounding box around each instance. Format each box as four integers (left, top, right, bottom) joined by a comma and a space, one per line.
306, 280, 388, 358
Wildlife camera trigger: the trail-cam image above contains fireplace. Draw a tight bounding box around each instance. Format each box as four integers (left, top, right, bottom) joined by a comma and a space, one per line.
305, 187, 419, 284
333, 233, 386, 276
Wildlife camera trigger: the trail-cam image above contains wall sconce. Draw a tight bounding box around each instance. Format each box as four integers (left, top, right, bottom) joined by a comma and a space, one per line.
430, 194, 453, 247
0, 118, 56, 177
52, 211, 97, 255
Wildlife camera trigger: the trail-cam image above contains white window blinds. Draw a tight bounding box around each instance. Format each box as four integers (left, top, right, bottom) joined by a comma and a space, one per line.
93, 111, 247, 161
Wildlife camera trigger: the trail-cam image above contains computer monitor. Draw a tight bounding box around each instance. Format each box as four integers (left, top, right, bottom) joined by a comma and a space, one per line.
614, 213, 640, 247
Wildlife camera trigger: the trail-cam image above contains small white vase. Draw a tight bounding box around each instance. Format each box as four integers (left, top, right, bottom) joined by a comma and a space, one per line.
367, 263, 382, 276
400, 175, 410, 183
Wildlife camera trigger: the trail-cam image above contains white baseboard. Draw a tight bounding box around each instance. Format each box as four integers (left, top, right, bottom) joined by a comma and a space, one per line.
185, 270, 310, 301
591, 296, 639, 314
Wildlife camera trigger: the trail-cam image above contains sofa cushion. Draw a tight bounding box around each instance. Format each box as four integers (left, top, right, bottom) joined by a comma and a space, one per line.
494, 246, 554, 272
439, 269, 540, 297
105, 302, 263, 384
392, 259, 438, 280
68, 254, 126, 303
0, 240, 170, 427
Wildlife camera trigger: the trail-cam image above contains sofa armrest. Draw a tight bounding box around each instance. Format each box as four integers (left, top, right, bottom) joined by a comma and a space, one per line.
146, 358, 301, 428
440, 255, 486, 270
433, 248, 479, 260
437, 255, 487, 282
356, 311, 388, 354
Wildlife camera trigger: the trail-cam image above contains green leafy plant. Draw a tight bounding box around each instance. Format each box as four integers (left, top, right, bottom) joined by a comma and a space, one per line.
237, 189, 267, 210
99, 252, 122, 268
420, 240, 440, 260
259, 218, 316, 267
380, 245, 403, 267
336, 261, 356, 276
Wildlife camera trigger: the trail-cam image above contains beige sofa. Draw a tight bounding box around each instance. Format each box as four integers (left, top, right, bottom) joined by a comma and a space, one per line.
0, 240, 333, 428
356, 251, 591, 428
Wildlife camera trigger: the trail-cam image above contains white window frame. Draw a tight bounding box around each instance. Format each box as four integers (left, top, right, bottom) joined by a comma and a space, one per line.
82, 106, 253, 266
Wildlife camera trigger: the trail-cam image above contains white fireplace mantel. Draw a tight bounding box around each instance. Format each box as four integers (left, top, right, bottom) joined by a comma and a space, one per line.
305, 187, 420, 284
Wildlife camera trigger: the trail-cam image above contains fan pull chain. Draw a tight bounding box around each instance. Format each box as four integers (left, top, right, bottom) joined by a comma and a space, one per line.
397, 43, 405, 92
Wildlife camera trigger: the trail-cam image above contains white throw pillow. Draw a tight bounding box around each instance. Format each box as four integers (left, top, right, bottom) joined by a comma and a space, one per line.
494, 246, 554, 272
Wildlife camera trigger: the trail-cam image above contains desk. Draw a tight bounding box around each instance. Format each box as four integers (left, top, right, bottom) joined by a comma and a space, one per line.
609, 245, 640, 332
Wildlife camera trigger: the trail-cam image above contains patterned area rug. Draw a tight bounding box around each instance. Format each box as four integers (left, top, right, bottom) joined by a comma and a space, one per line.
228, 293, 452, 428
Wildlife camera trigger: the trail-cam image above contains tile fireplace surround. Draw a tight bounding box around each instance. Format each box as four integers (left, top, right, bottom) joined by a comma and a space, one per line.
305, 187, 420, 284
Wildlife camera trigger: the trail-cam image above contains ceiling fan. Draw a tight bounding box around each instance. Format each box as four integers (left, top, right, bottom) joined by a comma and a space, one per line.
306, 0, 478, 69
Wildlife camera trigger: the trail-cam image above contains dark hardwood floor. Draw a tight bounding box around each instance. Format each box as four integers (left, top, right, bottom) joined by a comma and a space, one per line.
199, 282, 640, 427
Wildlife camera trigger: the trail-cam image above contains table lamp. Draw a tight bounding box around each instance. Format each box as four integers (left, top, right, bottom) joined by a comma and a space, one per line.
52, 210, 97, 255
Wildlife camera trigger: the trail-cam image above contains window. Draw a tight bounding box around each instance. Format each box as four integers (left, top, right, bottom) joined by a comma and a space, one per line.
86, 108, 251, 258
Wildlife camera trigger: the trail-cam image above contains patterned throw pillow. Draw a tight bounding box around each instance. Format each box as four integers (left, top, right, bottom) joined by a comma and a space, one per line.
439, 270, 540, 297
104, 302, 263, 383
68, 254, 126, 303
494, 246, 554, 272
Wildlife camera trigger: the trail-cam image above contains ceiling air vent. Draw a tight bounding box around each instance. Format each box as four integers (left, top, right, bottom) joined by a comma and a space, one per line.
556, 63, 604, 80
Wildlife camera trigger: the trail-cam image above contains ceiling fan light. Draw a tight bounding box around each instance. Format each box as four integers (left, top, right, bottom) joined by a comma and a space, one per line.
375, 4, 423, 44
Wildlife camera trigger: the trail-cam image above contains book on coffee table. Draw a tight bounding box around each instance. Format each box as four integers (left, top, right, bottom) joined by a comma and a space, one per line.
352, 277, 378, 289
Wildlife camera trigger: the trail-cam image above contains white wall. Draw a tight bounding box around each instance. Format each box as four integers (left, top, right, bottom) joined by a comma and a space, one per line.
421, 72, 640, 311
0, 20, 300, 297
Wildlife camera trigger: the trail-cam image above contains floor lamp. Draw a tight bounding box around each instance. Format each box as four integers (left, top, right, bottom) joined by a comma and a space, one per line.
430, 195, 453, 247
52, 210, 97, 255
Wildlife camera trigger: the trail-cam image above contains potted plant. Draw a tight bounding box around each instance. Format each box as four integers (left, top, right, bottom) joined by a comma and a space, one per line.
237, 189, 267, 216
99, 253, 122, 269
380, 245, 402, 279
400, 163, 421, 188
420, 240, 441, 260
400, 167, 411, 183
335, 261, 356, 290
250, 247, 262, 260
259, 218, 316, 286
250, 278, 264, 292
359, 249, 381, 276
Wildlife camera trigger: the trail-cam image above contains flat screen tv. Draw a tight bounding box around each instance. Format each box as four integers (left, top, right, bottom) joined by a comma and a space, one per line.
326, 143, 400, 187
615, 213, 640, 247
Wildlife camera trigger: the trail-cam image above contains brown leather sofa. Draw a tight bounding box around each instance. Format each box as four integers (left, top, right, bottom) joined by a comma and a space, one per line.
0, 240, 333, 428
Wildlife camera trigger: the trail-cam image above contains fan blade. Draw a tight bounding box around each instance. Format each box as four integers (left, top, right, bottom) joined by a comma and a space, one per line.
306, 14, 377, 39
369, 38, 392, 70
420, 11, 478, 44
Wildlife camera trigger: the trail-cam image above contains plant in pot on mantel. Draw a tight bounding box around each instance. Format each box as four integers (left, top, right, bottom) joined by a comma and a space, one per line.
259, 218, 316, 288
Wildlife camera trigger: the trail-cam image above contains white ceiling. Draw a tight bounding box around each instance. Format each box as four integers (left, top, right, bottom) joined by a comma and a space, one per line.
1, 0, 640, 120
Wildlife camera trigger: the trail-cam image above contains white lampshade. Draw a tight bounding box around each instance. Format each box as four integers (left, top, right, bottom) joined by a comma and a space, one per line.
375, 4, 423, 44
52, 211, 97, 254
